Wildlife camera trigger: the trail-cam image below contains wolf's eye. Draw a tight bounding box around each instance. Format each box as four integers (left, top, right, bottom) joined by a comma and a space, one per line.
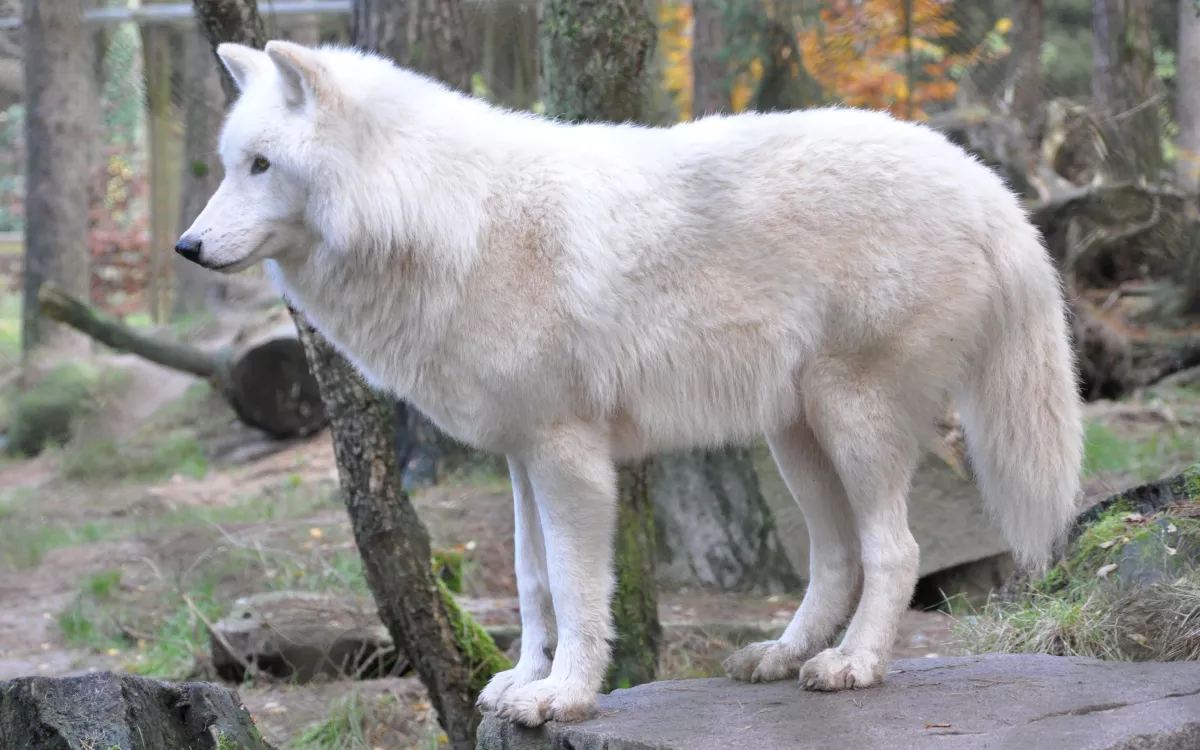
250, 155, 271, 175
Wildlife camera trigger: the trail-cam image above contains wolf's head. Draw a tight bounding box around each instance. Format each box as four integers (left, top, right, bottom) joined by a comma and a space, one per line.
175, 40, 349, 274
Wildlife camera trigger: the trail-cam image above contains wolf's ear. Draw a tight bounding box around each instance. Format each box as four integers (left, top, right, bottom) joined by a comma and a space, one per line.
265, 40, 332, 110
216, 43, 266, 92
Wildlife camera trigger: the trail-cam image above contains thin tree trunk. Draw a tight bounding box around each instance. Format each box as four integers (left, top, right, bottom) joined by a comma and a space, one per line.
1118, 0, 1160, 176
1091, 0, 1114, 118
175, 25, 226, 318
691, 0, 726, 117
606, 461, 661, 691
352, 0, 472, 93
1010, 0, 1045, 157
141, 2, 185, 322
21, 0, 90, 359
1179, 1, 1200, 313
1092, 0, 1161, 179
1178, 0, 1200, 193
540, 0, 661, 688
189, 2, 502, 747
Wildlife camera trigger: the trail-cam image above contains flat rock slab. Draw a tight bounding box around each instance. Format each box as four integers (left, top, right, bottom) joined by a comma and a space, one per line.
478, 654, 1200, 750
0, 671, 275, 750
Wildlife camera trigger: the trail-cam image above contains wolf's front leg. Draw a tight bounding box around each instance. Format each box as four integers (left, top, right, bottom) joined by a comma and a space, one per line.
494, 426, 617, 727
478, 458, 557, 712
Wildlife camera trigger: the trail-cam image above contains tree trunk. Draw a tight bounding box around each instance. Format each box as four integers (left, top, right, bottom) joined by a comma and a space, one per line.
175, 25, 227, 318
1177, 0, 1200, 193
540, 0, 661, 688
1117, 0, 1160, 176
1091, 0, 1114, 118
351, 0, 473, 93
189, 3, 504, 747
691, 0, 726, 117
479, 0, 538, 111
605, 461, 662, 691
750, 14, 821, 115
651, 447, 800, 593
20, 0, 90, 360
1091, 0, 1161, 179
1009, 0, 1045, 161
141, 3, 186, 323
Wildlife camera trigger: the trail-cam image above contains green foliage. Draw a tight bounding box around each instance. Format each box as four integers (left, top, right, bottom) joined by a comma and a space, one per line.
60, 429, 208, 483
5, 362, 105, 457
288, 690, 379, 750
0, 514, 113, 571
1083, 422, 1200, 484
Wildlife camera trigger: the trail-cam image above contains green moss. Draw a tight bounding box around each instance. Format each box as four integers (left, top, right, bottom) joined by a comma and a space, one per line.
438, 578, 511, 695
432, 548, 465, 594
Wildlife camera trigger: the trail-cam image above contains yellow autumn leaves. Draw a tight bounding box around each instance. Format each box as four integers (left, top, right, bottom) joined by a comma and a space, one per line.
658, 0, 1013, 122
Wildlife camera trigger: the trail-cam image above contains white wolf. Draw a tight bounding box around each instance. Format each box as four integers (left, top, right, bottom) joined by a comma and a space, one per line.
179, 40, 1084, 728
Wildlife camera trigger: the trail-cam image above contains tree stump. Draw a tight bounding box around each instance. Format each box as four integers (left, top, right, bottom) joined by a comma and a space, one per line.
0, 671, 274, 750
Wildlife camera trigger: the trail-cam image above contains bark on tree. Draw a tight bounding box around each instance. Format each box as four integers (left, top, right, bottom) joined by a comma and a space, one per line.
175, 25, 227, 318
189, 2, 506, 747
1183, 0, 1200, 315
351, 0, 474, 93
1091, 0, 1161, 179
20, 0, 90, 359
479, 0, 538, 111
1091, 0, 1114, 118
141, 3, 187, 324
606, 461, 662, 691
691, 0, 726, 117
651, 448, 800, 593
1009, 0, 1045, 163
540, 0, 661, 688
1178, 0, 1200, 193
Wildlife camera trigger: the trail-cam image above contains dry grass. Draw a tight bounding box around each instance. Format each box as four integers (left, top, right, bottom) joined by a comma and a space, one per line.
955, 496, 1200, 662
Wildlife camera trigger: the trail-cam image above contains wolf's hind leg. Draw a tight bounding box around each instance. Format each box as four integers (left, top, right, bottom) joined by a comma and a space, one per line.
723, 419, 862, 683
799, 362, 922, 692
477, 458, 556, 712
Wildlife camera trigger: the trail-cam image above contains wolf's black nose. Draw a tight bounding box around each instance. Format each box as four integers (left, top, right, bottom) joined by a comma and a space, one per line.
175, 237, 202, 263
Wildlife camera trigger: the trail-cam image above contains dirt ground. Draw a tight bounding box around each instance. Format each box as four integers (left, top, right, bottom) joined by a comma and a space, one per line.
2, 336, 1196, 747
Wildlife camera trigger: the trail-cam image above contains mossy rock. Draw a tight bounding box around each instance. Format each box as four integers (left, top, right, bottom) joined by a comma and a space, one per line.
1001, 464, 1200, 599
5, 362, 101, 457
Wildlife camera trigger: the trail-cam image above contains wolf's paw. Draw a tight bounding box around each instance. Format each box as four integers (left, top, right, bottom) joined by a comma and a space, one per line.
799, 647, 886, 692
494, 677, 596, 727
477, 663, 549, 713
723, 640, 813, 683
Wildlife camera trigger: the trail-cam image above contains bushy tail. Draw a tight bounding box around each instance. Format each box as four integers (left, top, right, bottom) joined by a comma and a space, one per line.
956, 219, 1084, 571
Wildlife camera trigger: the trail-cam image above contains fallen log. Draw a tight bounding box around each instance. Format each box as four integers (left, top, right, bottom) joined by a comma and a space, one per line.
208, 590, 522, 684
37, 281, 326, 439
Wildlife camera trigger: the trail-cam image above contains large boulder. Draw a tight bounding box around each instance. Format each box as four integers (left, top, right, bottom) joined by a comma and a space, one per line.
0, 671, 274, 750
477, 654, 1200, 750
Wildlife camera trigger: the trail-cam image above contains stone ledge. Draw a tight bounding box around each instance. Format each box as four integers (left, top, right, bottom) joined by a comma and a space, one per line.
477, 654, 1200, 750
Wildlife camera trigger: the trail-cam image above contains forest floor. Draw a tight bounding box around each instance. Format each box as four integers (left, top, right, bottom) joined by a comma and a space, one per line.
2, 291, 1199, 747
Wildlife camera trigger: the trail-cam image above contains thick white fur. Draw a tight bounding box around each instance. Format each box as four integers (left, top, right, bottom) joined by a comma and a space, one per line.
183, 40, 1085, 726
